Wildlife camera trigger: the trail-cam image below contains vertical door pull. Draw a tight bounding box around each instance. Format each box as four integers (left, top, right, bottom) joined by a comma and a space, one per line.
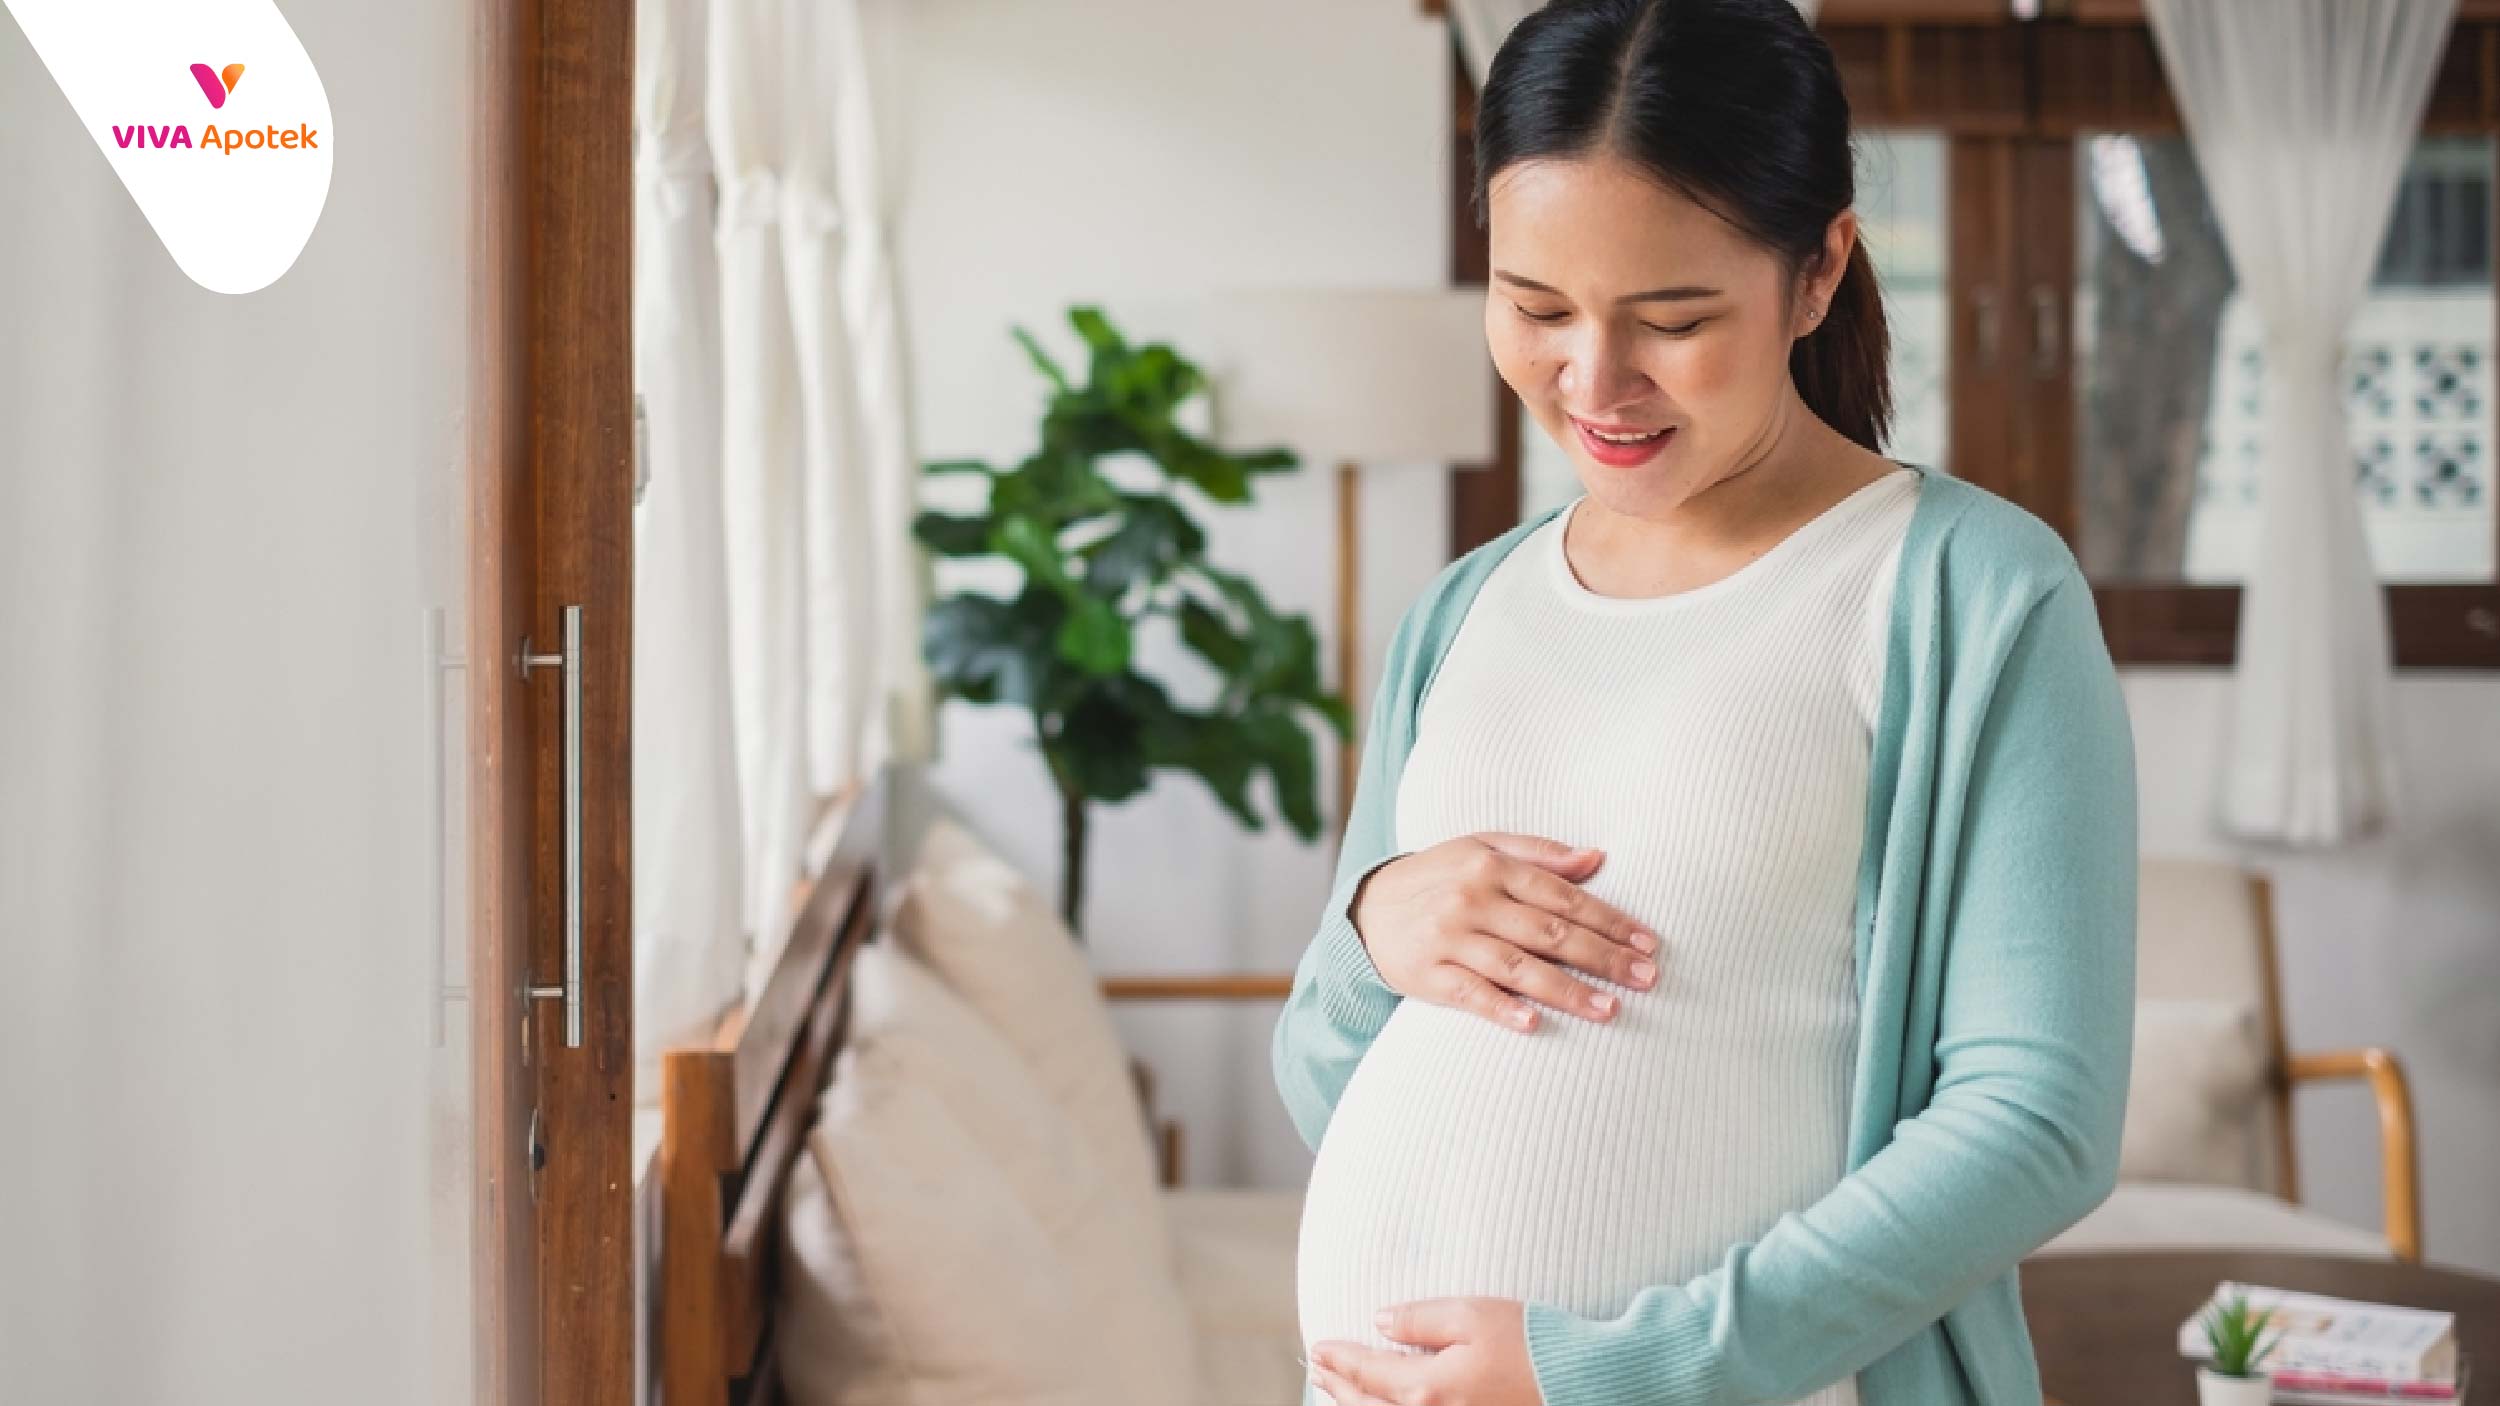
1973, 286, 2003, 372
518, 604, 585, 1049
2029, 284, 2062, 379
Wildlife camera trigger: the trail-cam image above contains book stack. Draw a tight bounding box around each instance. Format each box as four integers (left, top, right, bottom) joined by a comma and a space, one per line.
2176, 1281, 2472, 1404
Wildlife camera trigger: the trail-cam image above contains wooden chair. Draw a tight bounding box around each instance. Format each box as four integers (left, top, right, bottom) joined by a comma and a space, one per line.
1102, 974, 1291, 1188
2113, 856, 2422, 1262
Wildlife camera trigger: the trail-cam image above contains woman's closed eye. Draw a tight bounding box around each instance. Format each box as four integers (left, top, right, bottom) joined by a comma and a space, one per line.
1510, 303, 1707, 337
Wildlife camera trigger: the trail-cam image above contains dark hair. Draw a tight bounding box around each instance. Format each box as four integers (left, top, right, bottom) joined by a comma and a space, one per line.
1471, 0, 1891, 453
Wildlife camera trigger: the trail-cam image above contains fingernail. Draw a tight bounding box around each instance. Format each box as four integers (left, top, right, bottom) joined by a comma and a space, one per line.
1631, 959, 1656, 984
1632, 930, 1658, 954
1590, 991, 1614, 1014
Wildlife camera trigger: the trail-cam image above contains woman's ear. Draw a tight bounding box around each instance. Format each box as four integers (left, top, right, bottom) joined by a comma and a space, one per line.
1795, 210, 1859, 337
1819, 210, 1859, 298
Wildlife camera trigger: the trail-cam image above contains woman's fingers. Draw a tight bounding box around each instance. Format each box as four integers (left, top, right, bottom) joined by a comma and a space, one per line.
1308, 1364, 1395, 1406
1424, 853, 1660, 1032
1501, 858, 1656, 962
1432, 961, 1547, 1032
1474, 829, 1604, 875
1450, 920, 1645, 1028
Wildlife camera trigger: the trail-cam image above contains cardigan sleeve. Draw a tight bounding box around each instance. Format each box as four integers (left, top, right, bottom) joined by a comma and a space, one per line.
1270, 594, 1425, 1154
1520, 572, 2140, 1405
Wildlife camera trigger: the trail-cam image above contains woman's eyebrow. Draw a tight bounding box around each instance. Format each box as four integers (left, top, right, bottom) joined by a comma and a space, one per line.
1493, 270, 1721, 303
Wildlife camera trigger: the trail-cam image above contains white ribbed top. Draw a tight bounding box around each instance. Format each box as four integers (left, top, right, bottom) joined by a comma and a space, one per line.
1296, 467, 1921, 1406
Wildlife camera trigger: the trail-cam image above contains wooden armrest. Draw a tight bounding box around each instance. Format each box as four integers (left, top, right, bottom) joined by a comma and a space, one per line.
1099, 974, 1293, 1002
2285, 1045, 2421, 1263
1102, 976, 1293, 1189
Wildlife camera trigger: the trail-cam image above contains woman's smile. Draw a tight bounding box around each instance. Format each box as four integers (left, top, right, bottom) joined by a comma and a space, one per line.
1571, 415, 1678, 468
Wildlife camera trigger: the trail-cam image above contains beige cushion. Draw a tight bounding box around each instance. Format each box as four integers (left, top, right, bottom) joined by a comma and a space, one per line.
2118, 996, 2270, 1186
777, 941, 1201, 1404
1167, 1188, 1308, 1406
884, 816, 1173, 1262
2136, 856, 2288, 1194
2037, 1181, 2391, 1259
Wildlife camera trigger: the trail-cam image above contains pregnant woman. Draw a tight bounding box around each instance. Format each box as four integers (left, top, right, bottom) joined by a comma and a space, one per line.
1273, 3, 2139, 1405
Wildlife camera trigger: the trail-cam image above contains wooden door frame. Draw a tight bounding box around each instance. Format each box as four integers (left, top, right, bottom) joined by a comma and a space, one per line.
469, 0, 636, 1401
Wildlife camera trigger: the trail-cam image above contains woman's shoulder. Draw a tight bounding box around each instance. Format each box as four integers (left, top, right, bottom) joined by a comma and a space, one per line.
1906, 465, 2090, 610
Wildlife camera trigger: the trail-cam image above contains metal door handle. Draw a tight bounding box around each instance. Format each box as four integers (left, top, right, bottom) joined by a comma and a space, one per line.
1974, 287, 2002, 372
2030, 284, 2062, 379
519, 604, 584, 1049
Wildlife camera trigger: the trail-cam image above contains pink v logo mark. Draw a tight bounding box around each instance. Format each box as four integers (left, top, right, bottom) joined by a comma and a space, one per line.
189, 63, 245, 108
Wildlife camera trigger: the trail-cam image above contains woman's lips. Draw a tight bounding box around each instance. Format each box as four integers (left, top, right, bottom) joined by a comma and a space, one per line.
1574, 417, 1676, 468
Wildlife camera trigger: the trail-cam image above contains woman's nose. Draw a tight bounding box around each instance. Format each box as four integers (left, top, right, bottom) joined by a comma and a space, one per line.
1558, 329, 1651, 409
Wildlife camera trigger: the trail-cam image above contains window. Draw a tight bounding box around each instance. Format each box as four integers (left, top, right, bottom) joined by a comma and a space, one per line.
2074, 133, 2496, 586
1858, 130, 1953, 477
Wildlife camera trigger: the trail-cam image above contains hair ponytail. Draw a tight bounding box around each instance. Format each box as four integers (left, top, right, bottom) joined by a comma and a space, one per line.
1474, 0, 1894, 454
1790, 237, 1892, 453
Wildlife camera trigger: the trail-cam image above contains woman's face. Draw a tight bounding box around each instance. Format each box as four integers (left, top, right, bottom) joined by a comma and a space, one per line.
1484, 150, 1841, 515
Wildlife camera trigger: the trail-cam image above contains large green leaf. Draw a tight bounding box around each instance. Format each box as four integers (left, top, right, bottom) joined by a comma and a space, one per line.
921, 589, 1062, 710
1176, 596, 1247, 676
1055, 679, 1155, 802
1238, 704, 1321, 839
1142, 709, 1260, 829
912, 509, 994, 557
1083, 496, 1204, 599
1056, 595, 1132, 676
992, 515, 1073, 592
1067, 305, 1128, 379
1011, 325, 1071, 395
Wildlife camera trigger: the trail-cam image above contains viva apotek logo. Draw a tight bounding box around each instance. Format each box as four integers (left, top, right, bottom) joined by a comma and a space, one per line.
111, 60, 318, 154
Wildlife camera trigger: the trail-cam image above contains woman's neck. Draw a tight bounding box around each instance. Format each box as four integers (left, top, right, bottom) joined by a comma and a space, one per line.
1565, 397, 1891, 599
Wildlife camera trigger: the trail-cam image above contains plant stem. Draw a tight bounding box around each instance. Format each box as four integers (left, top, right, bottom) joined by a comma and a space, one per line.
1059, 778, 1088, 942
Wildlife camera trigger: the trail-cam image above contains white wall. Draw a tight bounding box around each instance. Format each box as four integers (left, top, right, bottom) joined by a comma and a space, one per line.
878, 0, 2500, 1276
0, 6, 471, 1402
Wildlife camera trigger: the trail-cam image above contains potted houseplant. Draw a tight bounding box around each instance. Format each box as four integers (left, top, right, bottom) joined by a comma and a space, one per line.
913, 305, 1352, 937
2195, 1292, 2281, 1406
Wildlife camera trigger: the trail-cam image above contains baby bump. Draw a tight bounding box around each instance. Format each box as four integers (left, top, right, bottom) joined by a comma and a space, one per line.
1294, 979, 1858, 1365
1296, 988, 1712, 1358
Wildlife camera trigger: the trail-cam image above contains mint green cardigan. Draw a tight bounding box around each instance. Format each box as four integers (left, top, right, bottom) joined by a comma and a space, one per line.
1272, 462, 2139, 1406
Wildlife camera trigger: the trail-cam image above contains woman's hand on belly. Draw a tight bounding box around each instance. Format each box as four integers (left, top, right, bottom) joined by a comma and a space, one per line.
1309, 1298, 1542, 1406
1353, 832, 1660, 1034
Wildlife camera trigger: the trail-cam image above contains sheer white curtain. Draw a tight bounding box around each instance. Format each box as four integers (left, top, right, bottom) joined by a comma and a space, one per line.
2145, 0, 2453, 846
636, 0, 934, 1017
633, 0, 747, 1074
783, 0, 935, 801
827, 0, 939, 770
709, 0, 817, 982
1447, 0, 1823, 92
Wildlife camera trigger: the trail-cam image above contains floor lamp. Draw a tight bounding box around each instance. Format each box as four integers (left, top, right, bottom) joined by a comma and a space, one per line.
1126, 289, 1499, 839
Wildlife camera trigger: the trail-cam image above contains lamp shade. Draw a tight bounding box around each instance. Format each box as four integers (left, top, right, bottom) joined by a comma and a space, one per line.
1122, 287, 1499, 468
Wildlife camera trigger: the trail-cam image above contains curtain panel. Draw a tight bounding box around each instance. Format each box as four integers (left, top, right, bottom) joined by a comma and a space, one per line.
2145, 0, 2452, 845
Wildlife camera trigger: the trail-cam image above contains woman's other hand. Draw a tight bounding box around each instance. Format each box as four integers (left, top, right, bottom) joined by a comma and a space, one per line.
1349, 833, 1659, 1032
1308, 1298, 1544, 1406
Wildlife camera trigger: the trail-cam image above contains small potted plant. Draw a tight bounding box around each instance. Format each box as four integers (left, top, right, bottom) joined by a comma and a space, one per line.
2196, 1292, 2281, 1406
